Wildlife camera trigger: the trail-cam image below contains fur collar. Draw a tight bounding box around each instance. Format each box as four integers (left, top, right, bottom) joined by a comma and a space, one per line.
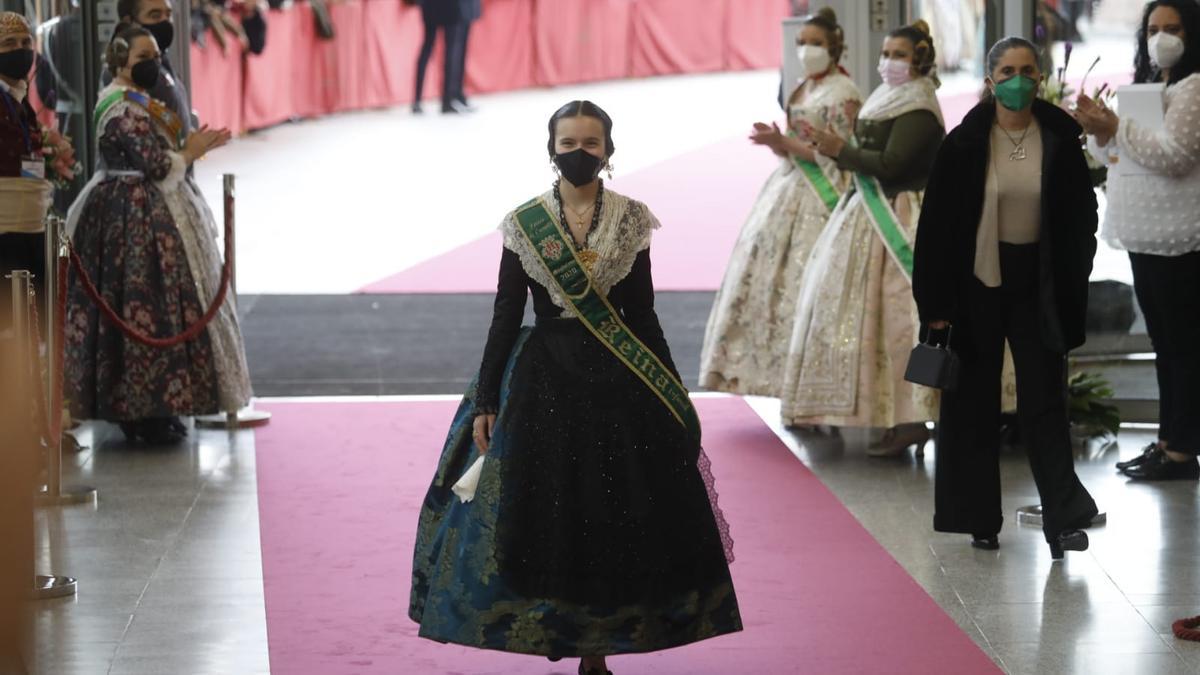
953, 98, 1082, 148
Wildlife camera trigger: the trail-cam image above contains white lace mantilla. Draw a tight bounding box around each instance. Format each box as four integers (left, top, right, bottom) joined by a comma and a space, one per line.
858, 76, 944, 127
499, 188, 660, 317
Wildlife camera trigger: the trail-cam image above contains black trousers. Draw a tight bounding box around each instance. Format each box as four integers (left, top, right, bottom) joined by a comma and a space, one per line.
414, 15, 466, 108
1130, 250, 1200, 454
934, 244, 1097, 541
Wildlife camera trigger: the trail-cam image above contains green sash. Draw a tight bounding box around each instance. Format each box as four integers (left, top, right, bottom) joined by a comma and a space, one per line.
854, 173, 914, 281
787, 132, 842, 212
512, 198, 701, 441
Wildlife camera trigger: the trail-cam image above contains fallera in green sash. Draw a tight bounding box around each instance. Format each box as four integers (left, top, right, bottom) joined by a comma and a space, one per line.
512, 197, 702, 442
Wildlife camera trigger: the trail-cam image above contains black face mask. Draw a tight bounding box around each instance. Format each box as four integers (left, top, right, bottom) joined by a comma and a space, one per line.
0, 48, 34, 81
131, 59, 160, 90
144, 20, 174, 51
553, 148, 604, 187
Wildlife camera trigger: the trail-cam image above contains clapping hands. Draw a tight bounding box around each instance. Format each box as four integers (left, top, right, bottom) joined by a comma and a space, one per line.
1073, 94, 1119, 145
802, 122, 846, 159
749, 122, 785, 152
183, 125, 233, 163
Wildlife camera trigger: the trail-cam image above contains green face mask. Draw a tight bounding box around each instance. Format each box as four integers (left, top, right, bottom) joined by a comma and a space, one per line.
991, 75, 1038, 111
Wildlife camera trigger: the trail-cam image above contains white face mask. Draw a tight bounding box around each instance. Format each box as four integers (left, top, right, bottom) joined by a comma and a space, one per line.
796, 45, 832, 77
1148, 32, 1185, 71
878, 57, 913, 86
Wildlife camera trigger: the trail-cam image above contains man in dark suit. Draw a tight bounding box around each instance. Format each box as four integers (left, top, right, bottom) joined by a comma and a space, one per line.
413, 0, 478, 114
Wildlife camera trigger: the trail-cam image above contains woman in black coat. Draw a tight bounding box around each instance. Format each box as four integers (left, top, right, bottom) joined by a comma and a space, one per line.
912, 37, 1099, 559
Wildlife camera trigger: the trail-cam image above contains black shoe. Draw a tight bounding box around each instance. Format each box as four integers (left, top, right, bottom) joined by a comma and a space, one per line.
166, 416, 188, 435
970, 534, 999, 550
141, 418, 186, 445
578, 664, 612, 675
118, 421, 143, 443
1049, 529, 1088, 560
548, 656, 561, 662
442, 99, 472, 114
412, 103, 424, 115
1124, 453, 1200, 481
1115, 442, 1162, 471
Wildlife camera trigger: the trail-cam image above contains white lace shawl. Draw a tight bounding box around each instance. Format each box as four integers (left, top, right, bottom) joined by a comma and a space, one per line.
499, 188, 661, 317
858, 76, 944, 127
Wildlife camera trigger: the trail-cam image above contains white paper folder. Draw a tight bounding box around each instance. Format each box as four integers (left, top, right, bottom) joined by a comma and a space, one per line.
1114, 83, 1165, 176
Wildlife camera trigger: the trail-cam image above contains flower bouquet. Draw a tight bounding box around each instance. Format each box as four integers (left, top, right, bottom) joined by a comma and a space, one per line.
1041, 43, 1113, 188
40, 127, 80, 191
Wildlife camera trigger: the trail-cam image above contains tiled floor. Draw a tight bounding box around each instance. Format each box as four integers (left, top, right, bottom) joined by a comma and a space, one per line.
32, 422, 269, 675
743, 397, 1200, 675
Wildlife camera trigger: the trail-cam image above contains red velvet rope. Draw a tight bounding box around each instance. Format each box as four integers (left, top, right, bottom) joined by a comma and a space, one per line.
1174, 616, 1200, 642
67, 216, 233, 349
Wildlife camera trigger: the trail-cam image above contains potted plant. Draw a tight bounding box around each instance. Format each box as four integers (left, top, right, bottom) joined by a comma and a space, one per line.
1067, 371, 1121, 445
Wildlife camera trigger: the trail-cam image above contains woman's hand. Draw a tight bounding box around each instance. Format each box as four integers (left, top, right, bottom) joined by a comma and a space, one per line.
749, 121, 786, 153
1074, 94, 1119, 146
182, 125, 233, 163
806, 122, 846, 158
472, 414, 496, 454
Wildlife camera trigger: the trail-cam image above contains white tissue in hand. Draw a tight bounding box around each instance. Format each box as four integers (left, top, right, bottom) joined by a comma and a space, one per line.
451, 456, 486, 503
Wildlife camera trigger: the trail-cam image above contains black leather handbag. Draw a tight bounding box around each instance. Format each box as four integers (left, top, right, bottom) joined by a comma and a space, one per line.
904, 326, 959, 391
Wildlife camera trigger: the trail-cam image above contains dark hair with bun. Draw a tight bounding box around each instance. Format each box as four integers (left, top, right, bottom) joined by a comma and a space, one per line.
105, 22, 152, 77
546, 100, 616, 160
888, 19, 938, 80
804, 6, 845, 64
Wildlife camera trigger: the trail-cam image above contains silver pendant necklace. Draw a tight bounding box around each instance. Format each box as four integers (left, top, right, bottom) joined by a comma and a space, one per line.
998, 122, 1032, 161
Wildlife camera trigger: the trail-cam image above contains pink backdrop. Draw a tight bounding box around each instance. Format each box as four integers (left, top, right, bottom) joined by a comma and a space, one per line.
189, 0, 792, 134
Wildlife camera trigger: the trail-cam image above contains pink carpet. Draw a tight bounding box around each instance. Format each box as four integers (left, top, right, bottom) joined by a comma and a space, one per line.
254, 397, 999, 674
358, 137, 778, 294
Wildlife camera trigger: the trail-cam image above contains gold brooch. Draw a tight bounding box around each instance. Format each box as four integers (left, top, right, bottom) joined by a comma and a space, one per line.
577, 249, 599, 273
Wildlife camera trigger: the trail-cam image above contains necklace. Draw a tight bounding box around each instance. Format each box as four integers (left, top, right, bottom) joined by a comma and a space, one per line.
565, 200, 594, 229
997, 122, 1032, 161
553, 179, 605, 272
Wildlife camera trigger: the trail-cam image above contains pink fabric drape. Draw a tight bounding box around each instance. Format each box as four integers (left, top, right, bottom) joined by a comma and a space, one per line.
190, 0, 790, 134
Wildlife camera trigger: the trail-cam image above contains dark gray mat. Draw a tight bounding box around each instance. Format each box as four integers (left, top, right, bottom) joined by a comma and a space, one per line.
238, 292, 715, 397
238, 293, 1157, 403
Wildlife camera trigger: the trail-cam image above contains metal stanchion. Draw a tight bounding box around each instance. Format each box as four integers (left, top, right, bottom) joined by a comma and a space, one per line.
1016, 505, 1107, 527
195, 174, 271, 430
8, 270, 77, 600
35, 216, 97, 507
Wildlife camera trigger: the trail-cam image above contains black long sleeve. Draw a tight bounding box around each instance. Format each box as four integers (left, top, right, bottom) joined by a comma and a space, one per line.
912, 137, 961, 325
474, 248, 528, 412
836, 110, 944, 185
613, 249, 681, 381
